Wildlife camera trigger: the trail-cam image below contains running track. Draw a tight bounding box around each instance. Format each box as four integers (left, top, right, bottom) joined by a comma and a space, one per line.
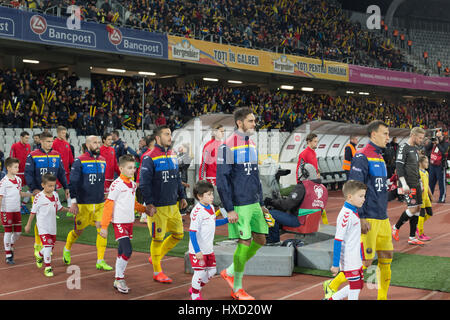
0, 188, 449, 300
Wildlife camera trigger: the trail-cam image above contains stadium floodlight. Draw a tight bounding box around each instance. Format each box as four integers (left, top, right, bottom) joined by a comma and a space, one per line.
138, 71, 156, 76
301, 87, 314, 92
228, 80, 243, 84
23, 59, 39, 64
107, 68, 126, 73
203, 77, 219, 82
346, 90, 354, 94
358, 91, 369, 95
280, 85, 294, 90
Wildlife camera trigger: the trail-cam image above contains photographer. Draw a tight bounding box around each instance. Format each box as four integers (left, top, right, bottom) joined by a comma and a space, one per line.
424, 130, 449, 203
264, 163, 327, 244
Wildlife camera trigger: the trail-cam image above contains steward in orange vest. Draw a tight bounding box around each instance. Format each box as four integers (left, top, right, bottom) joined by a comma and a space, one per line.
342, 136, 358, 172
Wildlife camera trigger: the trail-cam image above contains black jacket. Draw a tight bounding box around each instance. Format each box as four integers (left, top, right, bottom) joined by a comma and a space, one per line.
265, 179, 321, 215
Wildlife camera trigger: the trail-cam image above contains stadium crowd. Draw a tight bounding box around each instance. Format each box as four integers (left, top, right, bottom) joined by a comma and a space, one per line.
1, 0, 413, 73
0, 69, 449, 135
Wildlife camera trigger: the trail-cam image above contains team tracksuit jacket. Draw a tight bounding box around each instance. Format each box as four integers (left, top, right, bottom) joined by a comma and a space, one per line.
139, 144, 186, 207
24, 148, 68, 192
216, 130, 264, 212
69, 151, 106, 204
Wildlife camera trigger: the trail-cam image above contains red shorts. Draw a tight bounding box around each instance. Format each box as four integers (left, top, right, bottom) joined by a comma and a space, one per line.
189, 253, 216, 270
343, 267, 364, 290
113, 223, 133, 241
1, 212, 22, 232
39, 234, 56, 247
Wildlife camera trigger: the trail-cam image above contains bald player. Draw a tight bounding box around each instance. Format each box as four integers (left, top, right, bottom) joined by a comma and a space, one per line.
62, 136, 113, 271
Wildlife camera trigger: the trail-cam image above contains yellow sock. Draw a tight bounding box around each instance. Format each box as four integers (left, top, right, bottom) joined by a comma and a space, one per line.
65, 230, 80, 251
329, 271, 347, 292
151, 239, 163, 273
96, 228, 107, 261
417, 216, 425, 235
424, 213, 431, 222
376, 258, 392, 300
34, 224, 42, 247
321, 210, 329, 225
160, 233, 183, 258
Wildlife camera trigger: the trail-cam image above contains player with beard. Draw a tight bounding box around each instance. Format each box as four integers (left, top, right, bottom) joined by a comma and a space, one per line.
62, 136, 113, 271
216, 107, 270, 300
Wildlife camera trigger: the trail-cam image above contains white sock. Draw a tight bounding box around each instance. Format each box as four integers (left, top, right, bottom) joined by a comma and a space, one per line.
115, 256, 128, 279
348, 288, 361, 300
192, 270, 206, 291
11, 232, 21, 245
203, 267, 216, 284
4, 232, 12, 256
67, 197, 72, 207
41, 246, 53, 266
331, 285, 350, 300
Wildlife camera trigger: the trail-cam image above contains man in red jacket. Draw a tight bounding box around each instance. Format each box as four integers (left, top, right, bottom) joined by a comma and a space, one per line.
296, 133, 320, 183
100, 132, 120, 195
52, 126, 74, 192
10, 131, 32, 213
199, 124, 225, 185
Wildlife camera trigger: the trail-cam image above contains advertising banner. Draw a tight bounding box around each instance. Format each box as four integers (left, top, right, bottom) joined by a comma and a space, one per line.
349, 64, 450, 92
168, 35, 349, 82
0, 6, 168, 59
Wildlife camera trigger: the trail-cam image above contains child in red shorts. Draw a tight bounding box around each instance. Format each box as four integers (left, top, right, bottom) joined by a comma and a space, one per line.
0, 157, 33, 264
100, 155, 148, 294
188, 180, 228, 300
25, 173, 69, 276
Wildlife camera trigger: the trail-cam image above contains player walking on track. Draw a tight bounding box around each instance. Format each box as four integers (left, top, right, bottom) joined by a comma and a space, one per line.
63, 135, 113, 271
139, 125, 188, 284
24, 131, 69, 258
392, 127, 426, 245
323, 120, 393, 300
216, 107, 270, 300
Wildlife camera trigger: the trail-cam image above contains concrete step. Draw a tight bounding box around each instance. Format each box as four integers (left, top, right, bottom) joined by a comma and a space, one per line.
184, 242, 295, 276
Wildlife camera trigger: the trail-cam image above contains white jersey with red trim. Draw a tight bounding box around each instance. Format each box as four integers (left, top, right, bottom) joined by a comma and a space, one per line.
189, 202, 216, 255
31, 191, 62, 235
334, 205, 362, 271
0, 176, 22, 212
107, 177, 137, 224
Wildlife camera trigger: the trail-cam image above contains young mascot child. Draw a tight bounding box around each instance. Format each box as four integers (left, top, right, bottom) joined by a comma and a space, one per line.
329, 180, 367, 300
0, 157, 33, 264
25, 173, 69, 276
417, 156, 433, 241
189, 180, 228, 300
100, 155, 147, 294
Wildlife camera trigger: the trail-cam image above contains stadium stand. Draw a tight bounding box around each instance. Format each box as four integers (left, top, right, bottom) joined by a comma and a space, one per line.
0, 0, 414, 73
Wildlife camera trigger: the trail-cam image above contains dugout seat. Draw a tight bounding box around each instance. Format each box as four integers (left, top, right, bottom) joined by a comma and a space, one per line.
282, 210, 323, 234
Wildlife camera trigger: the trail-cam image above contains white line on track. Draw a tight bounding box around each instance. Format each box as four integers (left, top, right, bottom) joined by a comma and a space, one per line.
0, 257, 179, 297
277, 281, 324, 300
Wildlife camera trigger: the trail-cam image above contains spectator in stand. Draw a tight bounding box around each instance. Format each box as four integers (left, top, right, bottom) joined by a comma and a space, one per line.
111, 130, 127, 162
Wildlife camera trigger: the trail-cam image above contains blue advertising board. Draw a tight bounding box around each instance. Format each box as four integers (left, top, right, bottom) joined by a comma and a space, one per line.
0, 6, 168, 59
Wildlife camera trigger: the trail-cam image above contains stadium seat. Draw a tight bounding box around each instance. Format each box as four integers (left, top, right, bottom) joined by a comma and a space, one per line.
283, 210, 323, 234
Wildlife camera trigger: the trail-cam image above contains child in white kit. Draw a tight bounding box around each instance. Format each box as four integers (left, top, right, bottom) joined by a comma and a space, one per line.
0, 157, 33, 264
25, 173, 69, 277
188, 180, 228, 300
329, 180, 367, 300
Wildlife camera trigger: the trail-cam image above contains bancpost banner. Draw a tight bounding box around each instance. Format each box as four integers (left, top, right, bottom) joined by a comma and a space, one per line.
0, 6, 167, 59
168, 35, 349, 82
349, 64, 450, 92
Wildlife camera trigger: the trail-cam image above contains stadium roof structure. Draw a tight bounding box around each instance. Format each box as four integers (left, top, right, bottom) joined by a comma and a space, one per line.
338, 0, 450, 23
180, 114, 413, 137
288, 120, 411, 137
